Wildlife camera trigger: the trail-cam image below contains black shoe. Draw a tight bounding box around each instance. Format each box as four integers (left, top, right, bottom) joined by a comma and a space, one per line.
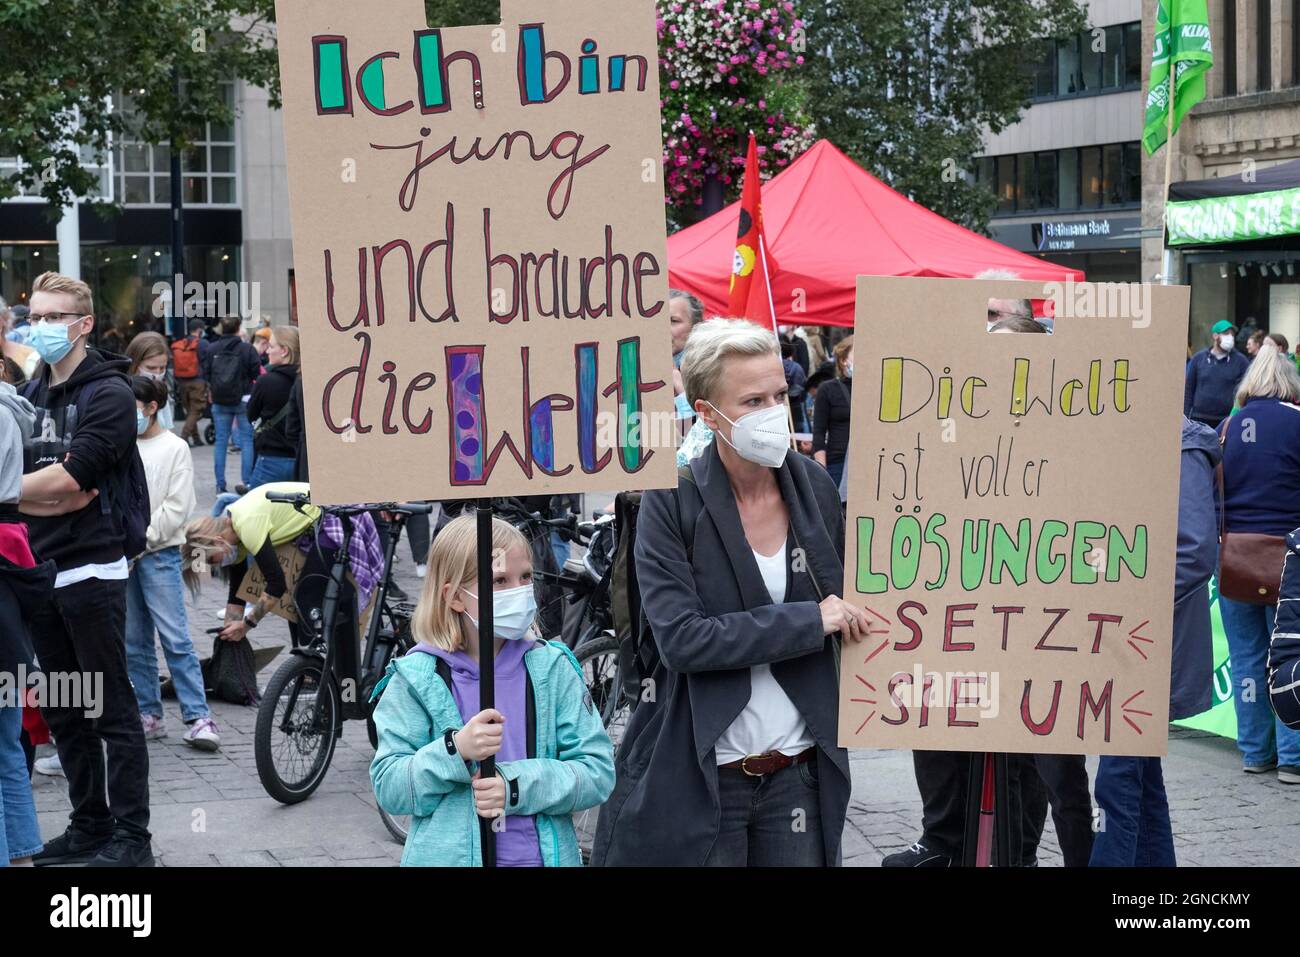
386, 579, 410, 602
32, 828, 112, 866
86, 837, 155, 868
881, 841, 952, 868
234, 484, 250, 495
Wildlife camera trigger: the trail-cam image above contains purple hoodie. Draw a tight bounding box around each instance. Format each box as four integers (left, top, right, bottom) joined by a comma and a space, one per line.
410, 640, 543, 867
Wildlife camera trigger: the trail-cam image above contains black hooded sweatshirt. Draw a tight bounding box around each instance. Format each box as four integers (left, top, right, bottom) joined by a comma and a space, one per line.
22, 349, 138, 569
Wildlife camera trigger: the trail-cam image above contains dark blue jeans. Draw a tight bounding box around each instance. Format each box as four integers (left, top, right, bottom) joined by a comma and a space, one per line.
1089, 756, 1174, 867
704, 759, 825, 866
249, 453, 296, 489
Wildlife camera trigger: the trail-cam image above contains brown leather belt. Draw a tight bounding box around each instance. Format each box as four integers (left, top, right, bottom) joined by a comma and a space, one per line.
719, 746, 816, 777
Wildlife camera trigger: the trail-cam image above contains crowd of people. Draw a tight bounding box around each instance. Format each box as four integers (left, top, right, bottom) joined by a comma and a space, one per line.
1, 272, 1298, 869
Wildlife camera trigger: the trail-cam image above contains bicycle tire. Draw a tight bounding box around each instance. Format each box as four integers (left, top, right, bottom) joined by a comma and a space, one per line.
378, 805, 411, 844
254, 655, 339, 804
572, 633, 627, 730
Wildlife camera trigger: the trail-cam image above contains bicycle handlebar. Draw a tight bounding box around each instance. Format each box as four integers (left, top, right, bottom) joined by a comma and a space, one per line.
263, 490, 435, 517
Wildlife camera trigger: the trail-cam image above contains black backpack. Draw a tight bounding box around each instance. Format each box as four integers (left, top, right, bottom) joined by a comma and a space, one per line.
23, 376, 151, 560
209, 340, 247, 405
616, 465, 700, 708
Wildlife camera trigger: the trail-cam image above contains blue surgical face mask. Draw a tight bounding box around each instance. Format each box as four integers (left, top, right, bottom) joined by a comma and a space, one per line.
136, 410, 151, 435
674, 391, 695, 420
30, 317, 86, 364
462, 584, 538, 641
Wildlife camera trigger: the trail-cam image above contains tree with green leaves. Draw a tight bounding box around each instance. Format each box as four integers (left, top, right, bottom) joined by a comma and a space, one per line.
802, 0, 1086, 232
0, 0, 279, 209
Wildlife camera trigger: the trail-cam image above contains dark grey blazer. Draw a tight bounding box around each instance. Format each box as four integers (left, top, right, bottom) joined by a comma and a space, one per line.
592, 440, 849, 865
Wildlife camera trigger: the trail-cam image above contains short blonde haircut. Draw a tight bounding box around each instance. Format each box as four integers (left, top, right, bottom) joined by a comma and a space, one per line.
411, 515, 531, 652
271, 325, 300, 365
679, 317, 779, 406
33, 271, 93, 317
1237, 341, 1300, 406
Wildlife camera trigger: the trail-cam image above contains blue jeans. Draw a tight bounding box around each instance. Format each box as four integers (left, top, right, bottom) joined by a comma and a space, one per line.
125, 548, 210, 723
704, 759, 826, 866
550, 530, 569, 571
1089, 756, 1174, 867
1219, 597, 1300, 767
825, 458, 844, 489
249, 453, 296, 489
212, 401, 254, 491
0, 703, 42, 863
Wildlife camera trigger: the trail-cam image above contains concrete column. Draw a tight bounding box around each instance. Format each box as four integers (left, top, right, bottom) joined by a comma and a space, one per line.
55, 202, 80, 280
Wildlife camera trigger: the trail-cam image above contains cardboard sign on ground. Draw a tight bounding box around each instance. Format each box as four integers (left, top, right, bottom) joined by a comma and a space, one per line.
237, 544, 308, 623
274, 0, 677, 504
837, 277, 1190, 756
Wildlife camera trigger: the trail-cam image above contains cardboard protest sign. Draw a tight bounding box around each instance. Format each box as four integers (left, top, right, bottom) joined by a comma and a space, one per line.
274, 0, 677, 504
238, 543, 307, 623
837, 277, 1190, 756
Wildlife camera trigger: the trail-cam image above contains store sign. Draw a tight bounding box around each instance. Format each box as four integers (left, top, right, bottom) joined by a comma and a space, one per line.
1032, 217, 1131, 252
1166, 187, 1300, 246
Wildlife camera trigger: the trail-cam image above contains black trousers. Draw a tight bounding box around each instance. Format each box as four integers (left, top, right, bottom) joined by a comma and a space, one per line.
1013, 753, 1095, 866
29, 577, 151, 844
405, 510, 431, 566
913, 750, 1093, 865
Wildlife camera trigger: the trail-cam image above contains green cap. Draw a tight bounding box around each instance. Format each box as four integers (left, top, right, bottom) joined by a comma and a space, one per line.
1211, 320, 1235, 334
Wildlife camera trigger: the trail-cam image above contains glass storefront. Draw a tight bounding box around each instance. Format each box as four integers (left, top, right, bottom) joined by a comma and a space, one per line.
1186, 255, 1300, 356
0, 242, 239, 346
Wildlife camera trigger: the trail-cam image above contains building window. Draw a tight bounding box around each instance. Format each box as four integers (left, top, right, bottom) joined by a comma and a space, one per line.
1022, 22, 1142, 101
975, 142, 1140, 215
1080, 147, 1103, 208
1224, 0, 1237, 95
1058, 150, 1080, 210
1, 144, 112, 202
113, 82, 237, 207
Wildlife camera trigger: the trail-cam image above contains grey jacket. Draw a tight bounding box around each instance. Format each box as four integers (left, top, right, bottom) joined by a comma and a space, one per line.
0, 380, 34, 504
593, 440, 850, 865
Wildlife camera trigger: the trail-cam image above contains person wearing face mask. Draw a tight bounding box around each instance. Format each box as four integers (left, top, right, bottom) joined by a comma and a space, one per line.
126, 332, 176, 432
593, 319, 872, 867
811, 336, 855, 488
243, 326, 301, 492
17, 272, 154, 867
1185, 319, 1250, 429
369, 514, 614, 866
125, 376, 219, 752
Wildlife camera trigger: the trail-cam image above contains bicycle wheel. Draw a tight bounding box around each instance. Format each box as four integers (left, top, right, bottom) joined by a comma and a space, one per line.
571, 633, 628, 863
254, 655, 340, 804
378, 805, 411, 845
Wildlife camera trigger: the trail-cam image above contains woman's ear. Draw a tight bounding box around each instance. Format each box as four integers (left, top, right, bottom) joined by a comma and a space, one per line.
444, 581, 465, 614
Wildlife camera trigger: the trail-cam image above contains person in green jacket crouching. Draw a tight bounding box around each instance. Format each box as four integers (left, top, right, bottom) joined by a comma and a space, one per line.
370, 515, 614, 867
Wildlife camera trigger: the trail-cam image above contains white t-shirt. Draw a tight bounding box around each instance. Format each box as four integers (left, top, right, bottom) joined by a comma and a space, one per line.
714, 541, 815, 764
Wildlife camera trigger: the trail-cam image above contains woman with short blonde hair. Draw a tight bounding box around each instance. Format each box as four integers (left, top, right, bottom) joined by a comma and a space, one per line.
595, 316, 870, 867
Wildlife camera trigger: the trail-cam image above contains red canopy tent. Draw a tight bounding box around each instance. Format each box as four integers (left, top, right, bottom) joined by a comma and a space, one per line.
668, 139, 1084, 328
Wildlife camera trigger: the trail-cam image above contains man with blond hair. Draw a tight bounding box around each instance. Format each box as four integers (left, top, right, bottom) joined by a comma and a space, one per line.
18, 271, 152, 867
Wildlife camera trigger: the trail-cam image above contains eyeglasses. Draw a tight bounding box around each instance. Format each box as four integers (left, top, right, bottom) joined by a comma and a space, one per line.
29, 312, 87, 324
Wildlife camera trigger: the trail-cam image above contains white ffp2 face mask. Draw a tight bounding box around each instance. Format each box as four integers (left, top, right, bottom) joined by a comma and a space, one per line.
707, 401, 790, 468
1219, 334, 1235, 352
462, 584, 537, 641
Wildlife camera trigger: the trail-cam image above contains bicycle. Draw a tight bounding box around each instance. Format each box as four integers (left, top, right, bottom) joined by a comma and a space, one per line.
252, 491, 432, 844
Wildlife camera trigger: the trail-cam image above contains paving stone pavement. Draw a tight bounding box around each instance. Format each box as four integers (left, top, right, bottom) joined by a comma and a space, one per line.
31, 442, 1300, 866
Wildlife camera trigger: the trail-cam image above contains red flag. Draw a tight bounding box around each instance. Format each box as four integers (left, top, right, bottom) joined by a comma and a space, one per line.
727, 134, 778, 333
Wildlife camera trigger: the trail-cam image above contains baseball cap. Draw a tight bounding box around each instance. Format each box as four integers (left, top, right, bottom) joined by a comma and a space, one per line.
1212, 320, 1236, 334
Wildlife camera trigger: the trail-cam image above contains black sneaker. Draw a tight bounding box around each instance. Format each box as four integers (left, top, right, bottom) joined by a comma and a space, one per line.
32, 828, 112, 866
86, 838, 155, 868
234, 484, 250, 495
881, 841, 952, 868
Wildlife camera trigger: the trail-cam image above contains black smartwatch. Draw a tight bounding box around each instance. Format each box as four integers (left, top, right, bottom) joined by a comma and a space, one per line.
443, 729, 459, 756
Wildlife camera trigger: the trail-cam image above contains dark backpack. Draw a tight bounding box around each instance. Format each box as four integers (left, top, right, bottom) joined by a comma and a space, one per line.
204, 636, 261, 706
209, 340, 247, 405
617, 464, 700, 708
22, 375, 151, 560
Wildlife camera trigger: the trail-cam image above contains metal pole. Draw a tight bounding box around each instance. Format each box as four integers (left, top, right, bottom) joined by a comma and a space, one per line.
169, 66, 186, 339
475, 499, 497, 867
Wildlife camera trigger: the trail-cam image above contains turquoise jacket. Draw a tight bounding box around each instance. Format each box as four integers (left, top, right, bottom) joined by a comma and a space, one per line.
369, 640, 614, 867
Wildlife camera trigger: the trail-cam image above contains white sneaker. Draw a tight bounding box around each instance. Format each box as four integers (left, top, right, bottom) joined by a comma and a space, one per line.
416, 564, 428, 579
183, 718, 221, 752
34, 754, 64, 777
141, 714, 168, 740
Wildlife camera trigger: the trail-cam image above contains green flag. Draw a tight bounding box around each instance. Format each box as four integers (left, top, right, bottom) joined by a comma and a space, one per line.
1143, 0, 1214, 155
